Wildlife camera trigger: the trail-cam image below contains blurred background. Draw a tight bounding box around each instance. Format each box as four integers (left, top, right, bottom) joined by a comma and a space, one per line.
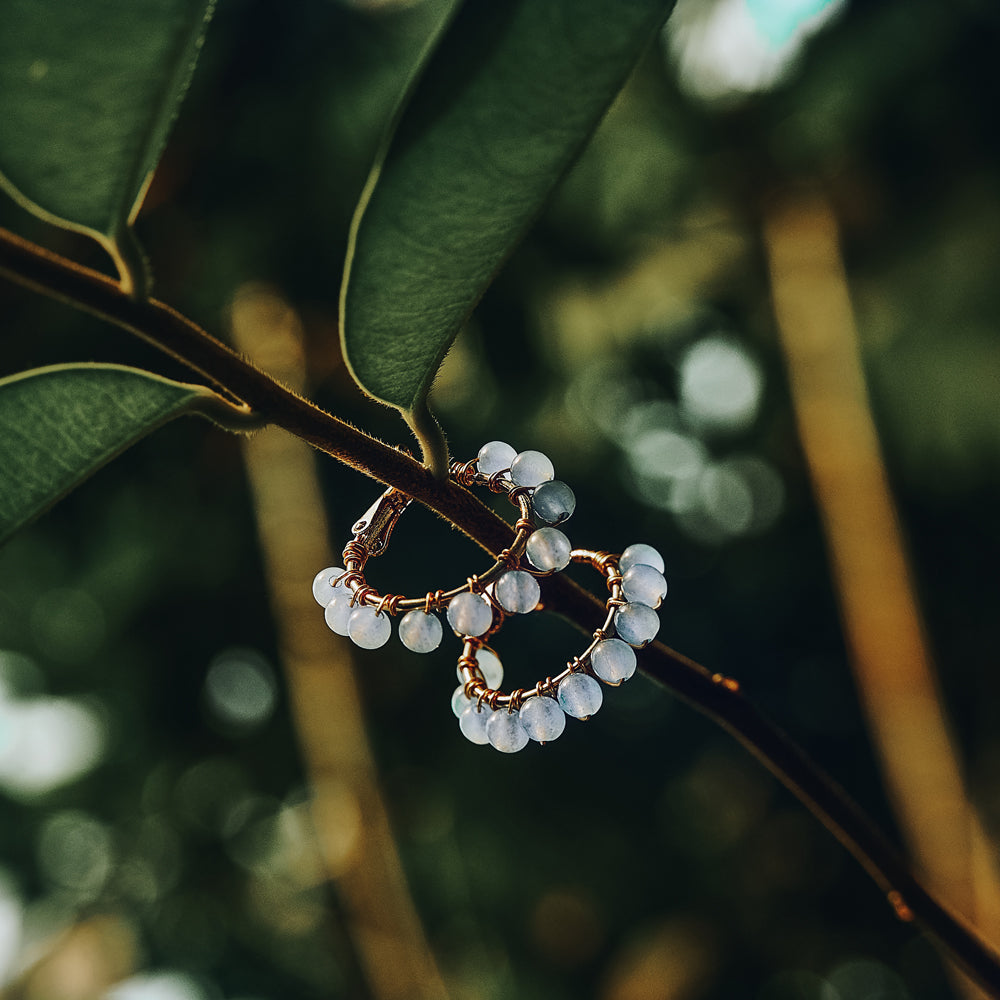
1, 0, 999, 997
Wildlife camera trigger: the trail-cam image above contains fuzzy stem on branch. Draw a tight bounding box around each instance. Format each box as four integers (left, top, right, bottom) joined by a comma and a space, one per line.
2, 224, 1000, 997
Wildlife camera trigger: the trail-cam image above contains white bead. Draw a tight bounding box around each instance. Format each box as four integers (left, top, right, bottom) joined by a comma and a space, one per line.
620, 543, 664, 574
532, 481, 576, 525
519, 697, 566, 742
398, 610, 443, 653
451, 685, 478, 718
621, 565, 668, 609
495, 570, 540, 614
510, 450, 554, 488
486, 710, 529, 753
615, 603, 660, 647
324, 591, 354, 635
477, 440, 517, 477
446, 592, 494, 636
590, 638, 637, 684
312, 566, 346, 607
526, 527, 572, 572
557, 672, 603, 719
454, 647, 504, 688
348, 605, 391, 649
459, 704, 491, 744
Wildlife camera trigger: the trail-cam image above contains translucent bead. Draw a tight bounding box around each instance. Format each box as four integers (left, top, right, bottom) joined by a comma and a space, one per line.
590, 638, 637, 684
324, 591, 354, 636
510, 450, 554, 488
398, 610, 443, 653
486, 710, 529, 753
459, 704, 491, 745
557, 672, 603, 720
615, 602, 660, 647
312, 566, 346, 607
526, 527, 572, 572
495, 570, 540, 614
620, 543, 664, 574
348, 605, 392, 649
532, 480, 576, 526
621, 565, 668, 609
451, 685, 478, 718
446, 592, 494, 636
454, 647, 504, 688
519, 696, 566, 742
477, 440, 517, 477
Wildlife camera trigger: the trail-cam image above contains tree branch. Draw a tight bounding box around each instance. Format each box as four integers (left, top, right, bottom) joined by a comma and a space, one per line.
3, 224, 1000, 996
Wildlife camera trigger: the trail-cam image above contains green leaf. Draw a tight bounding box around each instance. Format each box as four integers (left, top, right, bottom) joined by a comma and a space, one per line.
0, 0, 215, 296
0, 364, 233, 544
341, 0, 675, 415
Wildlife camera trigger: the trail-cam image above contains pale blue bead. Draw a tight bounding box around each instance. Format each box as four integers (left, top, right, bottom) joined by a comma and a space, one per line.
454, 647, 504, 688
451, 685, 477, 718
590, 638, 637, 684
398, 610, 443, 653
519, 697, 566, 742
446, 592, 494, 636
459, 704, 491, 745
510, 450, 554, 488
348, 605, 391, 649
614, 602, 660, 647
495, 570, 540, 614
477, 440, 517, 477
621, 565, 668, 609
532, 481, 576, 526
620, 543, 664, 574
312, 566, 346, 607
526, 527, 572, 572
486, 710, 529, 753
557, 672, 603, 719
324, 591, 354, 636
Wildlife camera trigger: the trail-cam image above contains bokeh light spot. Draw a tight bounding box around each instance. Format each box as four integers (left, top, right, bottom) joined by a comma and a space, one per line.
38, 811, 114, 899
679, 335, 763, 431
203, 647, 277, 732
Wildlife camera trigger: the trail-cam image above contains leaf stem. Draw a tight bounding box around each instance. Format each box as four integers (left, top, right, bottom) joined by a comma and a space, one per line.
3, 224, 1000, 996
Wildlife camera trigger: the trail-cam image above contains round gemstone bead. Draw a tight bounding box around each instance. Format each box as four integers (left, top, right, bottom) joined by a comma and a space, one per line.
526, 527, 572, 572
454, 646, 505, 688
510, 450, 554, 488
446, 592, 494, 636
532, 480, 576, 526
312, 566, 346, 607
590, 638, 637, 684
557, 672, 603, 720
495, 570, 540, 614
615, 602, 660, 647
459, 704, 491, 745
519, 697, 566, 742
324, 591, 354, 636
348, 605, 392, 649
486, 710, 529, 753
620, 543, 665, 574
398, 610, 443, 653
477, 440, 517, 477
451, 685, 479, 718
621, 565, 668, 609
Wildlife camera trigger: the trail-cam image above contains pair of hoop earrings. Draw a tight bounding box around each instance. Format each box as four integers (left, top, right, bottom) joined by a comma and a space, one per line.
311, 442, 668, 753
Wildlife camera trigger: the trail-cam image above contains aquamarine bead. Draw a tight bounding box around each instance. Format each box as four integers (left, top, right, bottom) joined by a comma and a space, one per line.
477, 440, 517, 477
398, 610, 443, 653
510, 450, 554, 488
486, 709, 529, 753
324, 591, 354, 636
590, 638, 637, 684
312, 566, 346, 607
495, 570, 540, 614
557, 672, 603, 719
621, 565, 668, 609
459, 704, 491, 745
614, 602, 660, 647
620, 543, 664, 574
532, 481, 576, 526
446, 592, 494, 636
451, 685, 478, 718
526, 527, 572, 572
519, 697, 566, 742
454, 646, 504, 688
348, 605, 392, 649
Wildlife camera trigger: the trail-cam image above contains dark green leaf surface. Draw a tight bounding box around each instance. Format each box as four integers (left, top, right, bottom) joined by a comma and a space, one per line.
0, 0, 214, 291
0, 364, 220, 544
341, 0, 675, 413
